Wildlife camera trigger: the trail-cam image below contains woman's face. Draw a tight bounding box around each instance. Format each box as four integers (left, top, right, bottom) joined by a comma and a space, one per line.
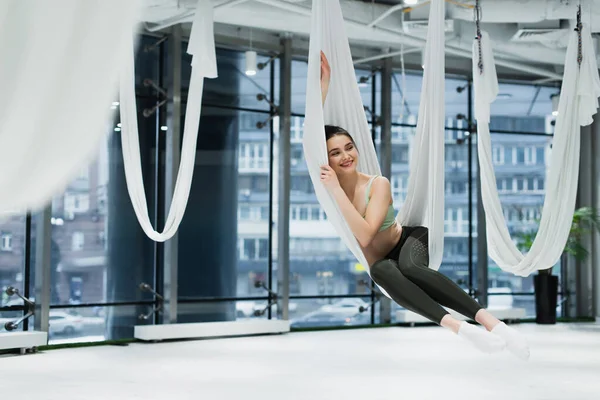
326, 134, 358, 175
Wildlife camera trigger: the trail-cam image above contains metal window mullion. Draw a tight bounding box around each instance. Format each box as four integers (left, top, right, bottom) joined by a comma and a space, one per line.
276, 34, 292, 320
162, 24, 182, 324
33, 205, 52, 336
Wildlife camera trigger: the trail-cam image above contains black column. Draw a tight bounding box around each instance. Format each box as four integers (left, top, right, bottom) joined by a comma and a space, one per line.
176, 110, 239, 322
105, 108, 156, 339
176, 47, 241, 323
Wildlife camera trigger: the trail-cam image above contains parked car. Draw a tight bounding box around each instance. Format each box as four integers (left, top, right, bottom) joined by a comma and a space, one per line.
236, 300, 298, 318
290, 306, 371, 329
48, 311, 84, 336
0, 311, 84, 336
290, 310, 352, 328
318, 298, 369, 316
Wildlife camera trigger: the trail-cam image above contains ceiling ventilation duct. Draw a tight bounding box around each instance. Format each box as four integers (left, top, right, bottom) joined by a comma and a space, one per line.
403, 19, 455, 34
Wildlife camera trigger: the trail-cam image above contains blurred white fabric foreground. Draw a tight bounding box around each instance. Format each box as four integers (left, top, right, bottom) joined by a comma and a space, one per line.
0, 0, 141, 215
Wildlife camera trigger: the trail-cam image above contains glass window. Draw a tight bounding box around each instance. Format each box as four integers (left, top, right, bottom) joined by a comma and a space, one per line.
260, 206, 269, 220
442, 137, 473, 288
516, 148, 525, 164
257, 239, 268, 259
133, 35, 162, 97
391, 174, 407, 204
71, 232, 85, 251
311, 207, 320, 221
489, 83, 556, 134
291, 175, 310, 193
488, 133, 556, 310
50, 115, 156, 310
536, 147, 545, 165
174, 106, 271, 302
45, 305, 148, 344
391, 146, 409, 163
241, 239, 253, 260
389, 70, 472, 292
293, 60, 375, 117
492, 146, 504, 165
40, 36, 163, 328
47, 35, 162, 322
299, 207, 308, 221
285, 116, 368, 296
183, 48, 273, 111
0, 216, 25, 312
0, 232, 12, 251
290, 297, 375, 329
391, 73, 469, 123
178, 300, 271, 324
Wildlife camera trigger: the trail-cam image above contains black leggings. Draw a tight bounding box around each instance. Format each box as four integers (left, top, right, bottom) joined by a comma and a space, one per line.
370, 226, 483, 325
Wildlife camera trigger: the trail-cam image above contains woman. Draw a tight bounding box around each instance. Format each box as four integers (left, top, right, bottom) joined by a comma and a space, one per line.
318, 51, 529, 360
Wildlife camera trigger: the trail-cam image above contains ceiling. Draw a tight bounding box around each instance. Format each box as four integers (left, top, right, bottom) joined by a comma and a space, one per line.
140, 0, 600, 82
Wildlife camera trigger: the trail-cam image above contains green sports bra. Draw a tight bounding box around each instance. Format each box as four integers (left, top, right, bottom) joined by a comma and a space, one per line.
364, 175, 396, 232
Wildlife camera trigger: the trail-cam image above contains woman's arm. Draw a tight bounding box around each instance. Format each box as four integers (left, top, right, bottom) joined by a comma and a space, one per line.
321, 51, 330, 106
321, 168, 392, 247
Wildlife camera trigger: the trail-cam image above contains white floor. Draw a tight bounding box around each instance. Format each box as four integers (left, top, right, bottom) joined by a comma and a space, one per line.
1, 322, 599, 400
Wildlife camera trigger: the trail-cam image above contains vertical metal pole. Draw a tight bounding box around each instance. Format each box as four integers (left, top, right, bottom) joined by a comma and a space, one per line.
277, 34, 292, 320
23, 212, 32, 331
268, 57, 276, 320
472, 78, 488, 307
154, 36, 166, 326
476, 149, 488, 307
576, 124, 594, 317
33, 205, 51, 335
163, 25, 182, 323
467, 81, 474, 297
591, 115, 600, 318
371, 70, 377, 144
380, 57, 393, 179
370, 69, 377, 323
378, 56, 393, 323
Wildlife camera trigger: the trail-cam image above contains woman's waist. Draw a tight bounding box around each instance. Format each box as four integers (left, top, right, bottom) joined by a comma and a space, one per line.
363, 224, 403, 262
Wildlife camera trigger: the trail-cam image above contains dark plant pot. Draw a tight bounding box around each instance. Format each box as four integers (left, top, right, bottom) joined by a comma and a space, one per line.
533, 273, 558, 324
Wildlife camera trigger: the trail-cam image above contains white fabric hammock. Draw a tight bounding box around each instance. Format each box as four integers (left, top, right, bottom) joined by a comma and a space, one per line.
120, 0, 217, 242
0, 0, 141, 215
474, 27, 600, 276
303, 0, 446, 297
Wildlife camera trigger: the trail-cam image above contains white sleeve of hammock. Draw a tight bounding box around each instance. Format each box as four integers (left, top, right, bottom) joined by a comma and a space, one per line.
474, 28, 600, 276
0, 0, 141, 216
120, 0, 217, 242
303, 0, 445, 299
396, 0, 446, 271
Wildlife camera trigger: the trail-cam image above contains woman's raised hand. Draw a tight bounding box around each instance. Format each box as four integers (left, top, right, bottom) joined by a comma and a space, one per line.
320, 165, 340, 190
320, 51, 331, 105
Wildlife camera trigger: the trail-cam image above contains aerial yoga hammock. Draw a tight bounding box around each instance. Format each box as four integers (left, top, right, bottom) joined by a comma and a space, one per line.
473, 6, 600, 276
0, 0, 141, 216
120, 0, 217, 242
303, 0, 530, 359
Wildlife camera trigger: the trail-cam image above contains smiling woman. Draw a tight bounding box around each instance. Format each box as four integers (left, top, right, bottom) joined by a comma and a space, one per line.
314, 35, 530, 358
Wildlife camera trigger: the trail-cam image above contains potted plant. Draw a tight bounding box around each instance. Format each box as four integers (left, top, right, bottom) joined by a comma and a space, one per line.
515, 206, 600, 324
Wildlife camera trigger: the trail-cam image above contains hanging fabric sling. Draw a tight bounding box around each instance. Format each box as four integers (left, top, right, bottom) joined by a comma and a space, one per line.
303, 0, 446, 298
473, 6, 600, 276
120, 0, 218, 242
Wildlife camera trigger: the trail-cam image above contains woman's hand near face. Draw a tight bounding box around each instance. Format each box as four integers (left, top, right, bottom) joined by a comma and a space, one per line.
320, 164, 339, 190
